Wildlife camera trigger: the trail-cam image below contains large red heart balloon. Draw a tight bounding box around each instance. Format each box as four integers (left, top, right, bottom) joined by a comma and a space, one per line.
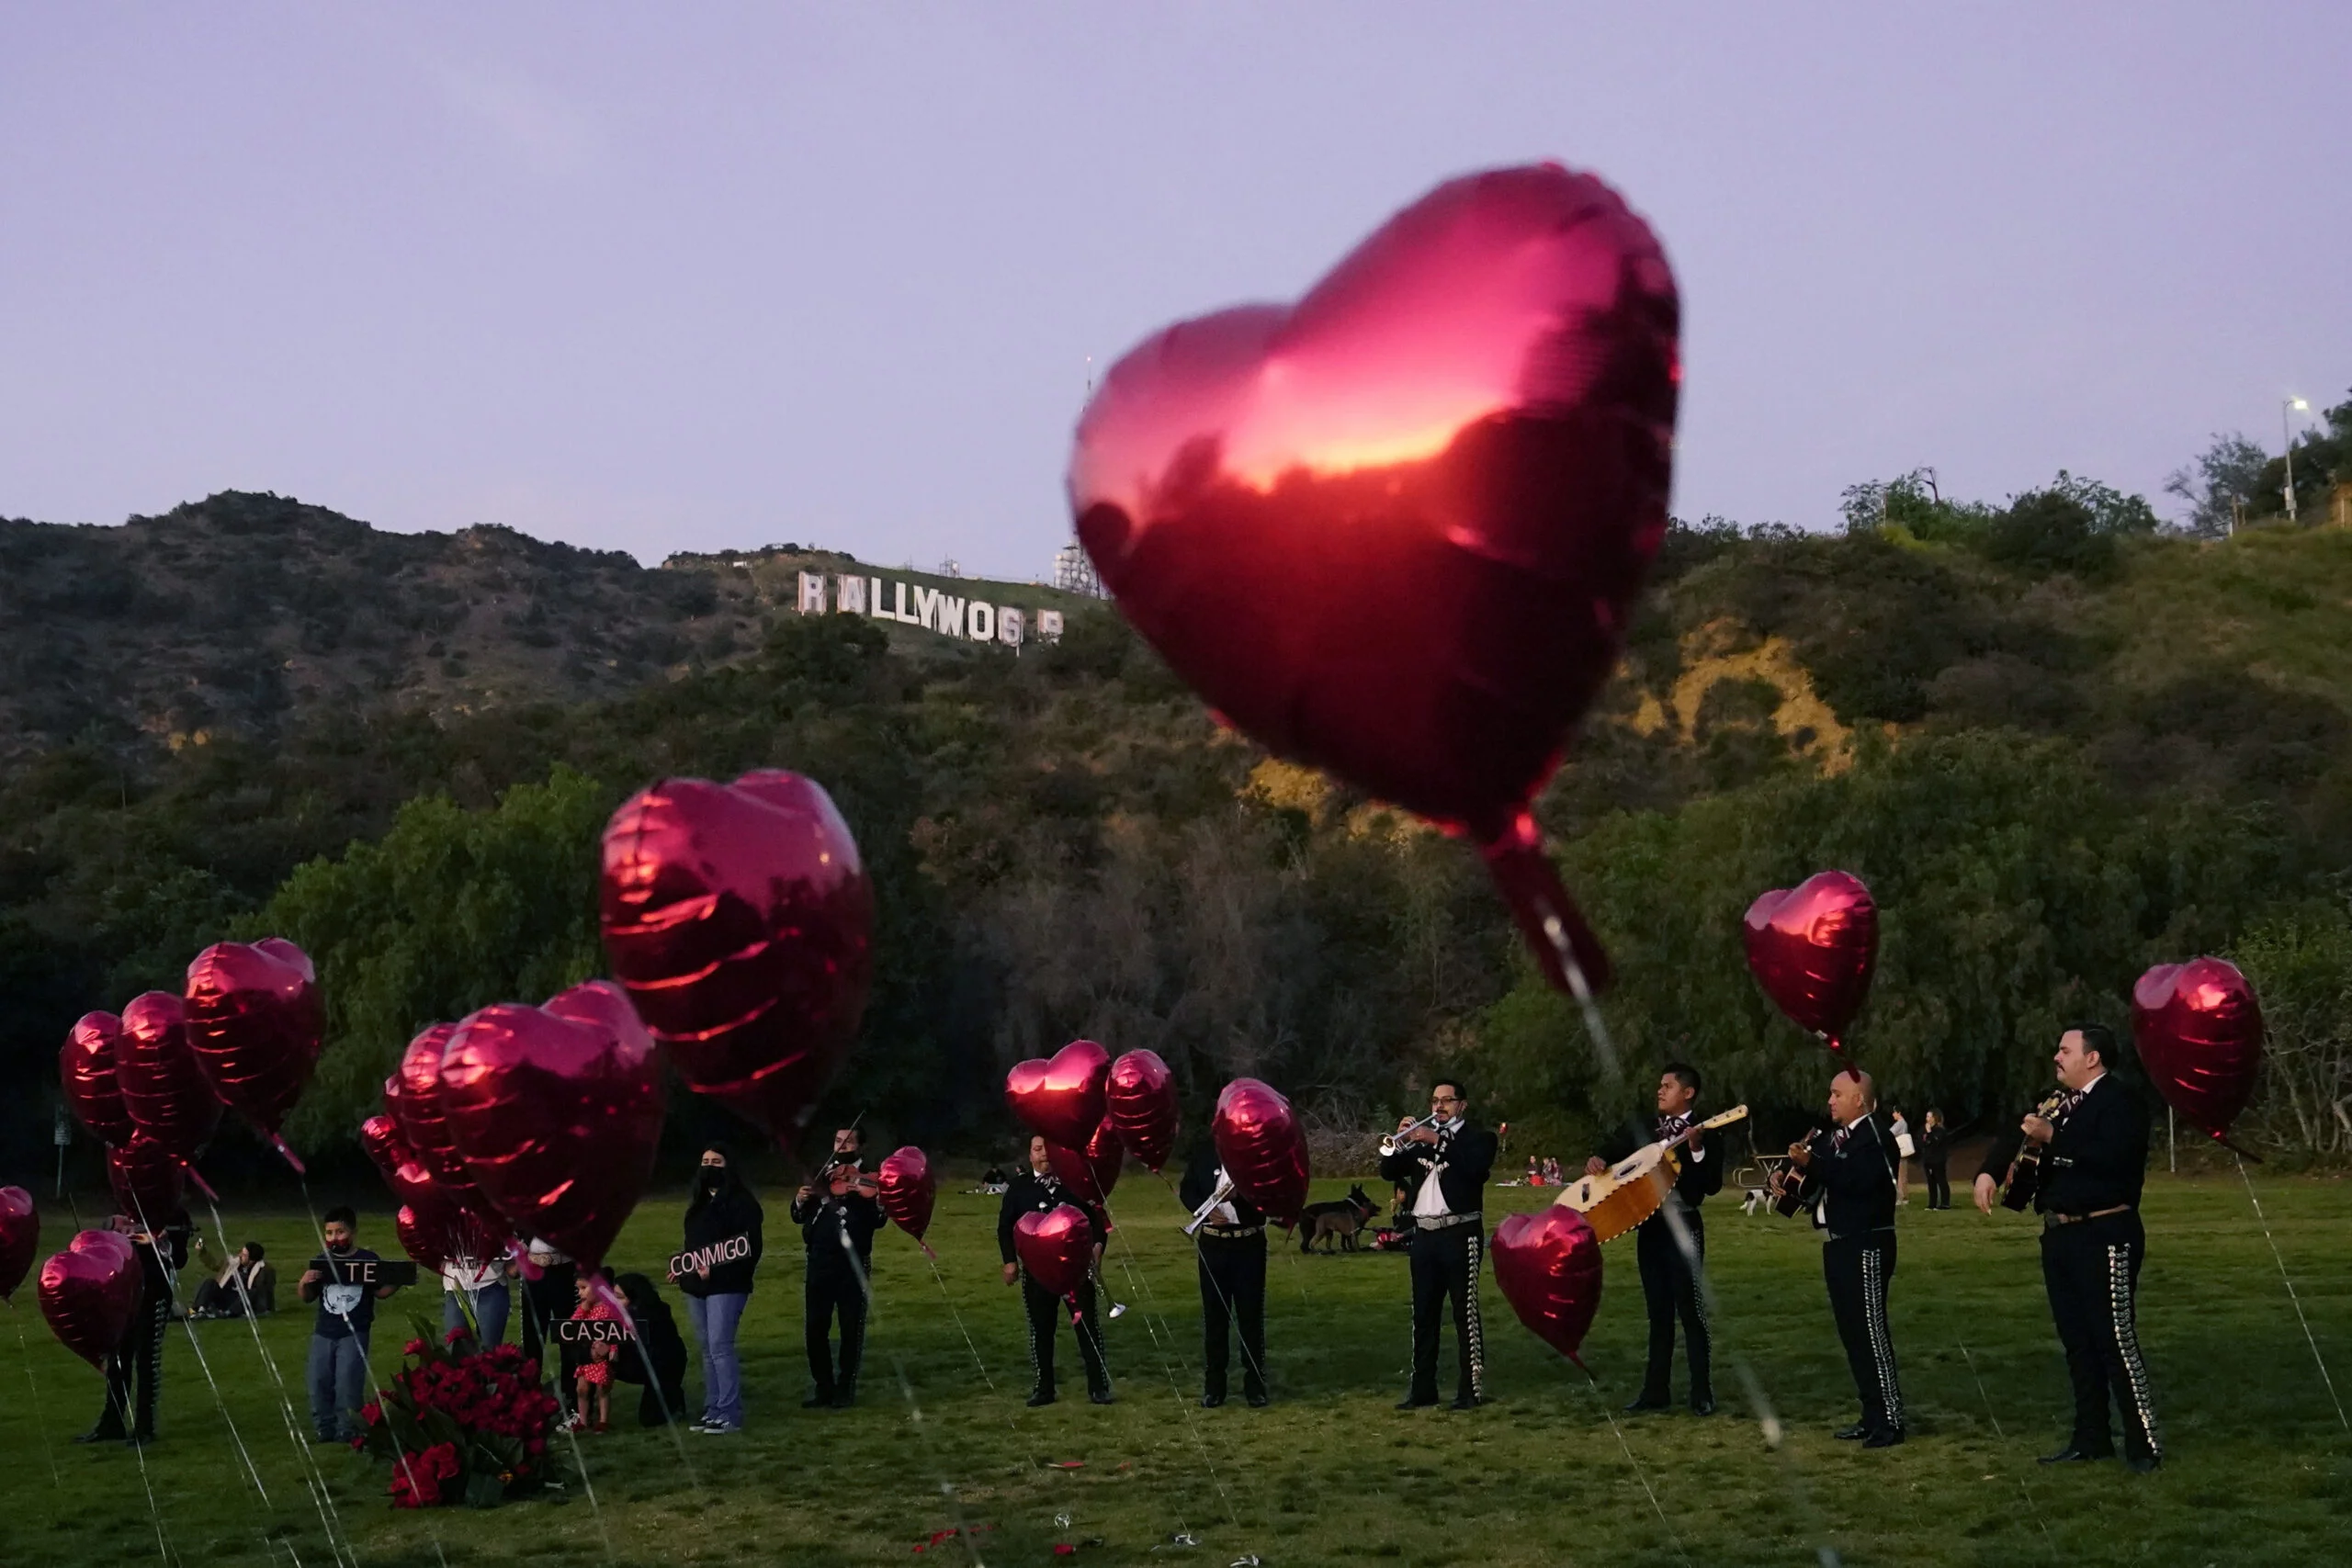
0, 1187, 38, 1302
2132, 957, 2264, 1144
60, 1010, 135, 1148
1048, 1116, 1125, 1206
438, 980, 665, 1270
1106, 1049, 1179, 1172
116, 991, 223, 1163
1006, 1040, 1112, 1150
39, 1229, 141, 1368
1743, 871, 1879, 1054
183, 938, 324, 1155
390, 1022, 496, 1210
359, 1113, 413, 1181
1012, 1204, 1095, 1299
394, 1195, 508, 1276
1212, 1078, 1311, 1226
1069, 164, 1679, 997
601, 770, 874, 1146
107, 1134, 187, 1225
876, 1146, 936, 1247
1492, 1205, 1605, 1368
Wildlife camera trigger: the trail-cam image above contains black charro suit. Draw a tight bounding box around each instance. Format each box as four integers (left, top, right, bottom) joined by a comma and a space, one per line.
1380, 1119, 1497, 1406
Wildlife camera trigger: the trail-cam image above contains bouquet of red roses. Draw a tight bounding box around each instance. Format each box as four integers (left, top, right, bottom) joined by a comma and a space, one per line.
356, 1315, 571, 1508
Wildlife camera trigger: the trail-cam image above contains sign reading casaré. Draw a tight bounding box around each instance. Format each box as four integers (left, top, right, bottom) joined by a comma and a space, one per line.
797, 572, 1064, 649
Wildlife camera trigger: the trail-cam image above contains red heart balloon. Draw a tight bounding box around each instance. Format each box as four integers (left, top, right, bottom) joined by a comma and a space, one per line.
1048, 1116, 1125, 1206
2132, 957, 2264, 1144
390, 1022, 497, 1209
1106, 1049, 1179, 1172
107, 1134, 187, 1225
1069, 164, 1679, 997
1211, 1078, 1311, 1226
1743, 871, 1879, 1053
116, 991, 223, 1163
60, 1010, 135, 1148
0, 1187, 38, 1303
1492, 1205, 1605, 1368
1012, 1204, 1095, 1299
39, 1229, 141, 1368
601, 770, 875, 1145
875, 1146, 936, 1246
438, 980, 665, 1270
1006, 1040, 1112, 1150
359, 1113, 412, 1180
394, 1196, 508, 1276
183, 938, 324, 1152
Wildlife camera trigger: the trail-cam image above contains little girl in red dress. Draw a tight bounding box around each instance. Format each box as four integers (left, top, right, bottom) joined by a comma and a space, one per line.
570, 1271, 624, 1433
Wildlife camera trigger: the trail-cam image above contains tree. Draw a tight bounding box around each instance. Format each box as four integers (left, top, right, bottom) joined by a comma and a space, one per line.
2165, 433, 2269, 537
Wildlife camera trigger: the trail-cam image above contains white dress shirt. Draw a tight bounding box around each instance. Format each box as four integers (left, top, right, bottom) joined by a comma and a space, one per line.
1411, 1119, 1464, 1217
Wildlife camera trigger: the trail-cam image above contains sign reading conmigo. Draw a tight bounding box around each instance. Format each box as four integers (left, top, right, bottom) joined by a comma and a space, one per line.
797, 571, 1065, 648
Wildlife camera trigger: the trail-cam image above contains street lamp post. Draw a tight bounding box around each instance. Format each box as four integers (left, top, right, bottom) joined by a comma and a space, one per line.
2284, 397, 2311, 523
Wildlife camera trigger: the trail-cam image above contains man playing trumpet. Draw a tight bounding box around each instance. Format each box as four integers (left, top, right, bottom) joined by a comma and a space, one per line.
1379, 1081, 1496, 1410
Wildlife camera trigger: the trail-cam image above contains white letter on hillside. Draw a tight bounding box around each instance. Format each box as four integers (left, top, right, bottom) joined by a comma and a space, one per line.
997, 607, 1024, 647
934, 595, 965, 637
797, 572, 827, 614
834, 575, 866, 615
1037, 609, 1064, 640
891, 581, 913, 622
913, 586, 940, 630
967, 601, 995, 641
868, 578, 887, 618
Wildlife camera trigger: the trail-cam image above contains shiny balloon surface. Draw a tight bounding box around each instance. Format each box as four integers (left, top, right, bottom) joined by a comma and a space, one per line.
1012, 1204, 1095, 1299
2132, 957, 2264, 1142
601, 770, 874, 1145
876, 1146, 937, 1243
1743, 870, 1879, 1051
107, 1134, 187, 1225
1492, 1206, 1604, 1367
0, 1187, 37, 1302
60, 1010, 135, 1148
40, 1229, 140, 1367
117, 990, 223, 1161
1069, 164, 1679, 992
183, 938, 324, 1136
1047, 1116, 1125, 1205
391, 1022, 493, 1212
1006, 1039, 1112, 1151
1211, 1078, 1311, 1225
438, 980, 665, 1270
1105, 1049, 1179, 1171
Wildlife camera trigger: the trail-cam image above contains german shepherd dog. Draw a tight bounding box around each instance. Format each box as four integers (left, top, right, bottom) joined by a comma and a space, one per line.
1299, 1186, 1378, 1253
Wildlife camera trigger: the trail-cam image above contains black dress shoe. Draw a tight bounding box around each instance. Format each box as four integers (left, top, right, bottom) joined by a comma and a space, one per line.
1026, 1390, 1057, 1407
1200, 1393, 1226, 1408
1450, 1394, 1482, 1411
1396, 1393, 1437, 1409
1862, 1429, 1904, 1449
2123, 1453, 2161, 1475
1689, 1397, 1716, 1416
802, 1393, 832, 1408
1832, 1423, 1868, 1440
1245, 1393, 1269, 1408
2038, 1446, 2112, 1464
1623, 1395, 1671, 1413
829, 1388, 857, 1409
74, 1425, 128, 1446
1087, 1388, 1115, 1405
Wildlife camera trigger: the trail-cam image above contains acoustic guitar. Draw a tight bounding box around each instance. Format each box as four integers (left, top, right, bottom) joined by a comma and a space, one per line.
1554, 1106, 1749, 1242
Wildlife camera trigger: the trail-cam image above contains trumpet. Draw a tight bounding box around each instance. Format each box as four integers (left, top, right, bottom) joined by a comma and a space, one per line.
1379, 1112, 1444, 1159
1182, 1171, 1237, 1237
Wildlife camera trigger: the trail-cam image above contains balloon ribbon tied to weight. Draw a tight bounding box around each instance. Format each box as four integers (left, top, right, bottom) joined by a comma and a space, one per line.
1067, 162, 1680, 997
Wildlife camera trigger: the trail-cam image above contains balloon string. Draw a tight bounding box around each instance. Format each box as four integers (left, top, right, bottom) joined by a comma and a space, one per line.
1575, 1360, 1690, 1568
8, 1305, 63, 1490
520, 1281, 616, 1564
1153, 1168, 1272, 1393
122, 1361, 179, 1568
2235, 1156, 2349, 1429
121, 1190, 272, 1509
1956, 1339, 2059, 1557
203, 1195, 357, 1568
921, 1246, 996, 1391
1099, 1194, 1245, 1537
587, 1275, 706, 1495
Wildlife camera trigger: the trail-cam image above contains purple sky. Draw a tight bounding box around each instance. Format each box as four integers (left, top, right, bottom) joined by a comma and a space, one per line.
5, 6, 2347, 576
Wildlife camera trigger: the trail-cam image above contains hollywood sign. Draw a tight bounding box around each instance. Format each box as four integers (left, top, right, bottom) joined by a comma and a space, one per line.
797, 571, 1064, 648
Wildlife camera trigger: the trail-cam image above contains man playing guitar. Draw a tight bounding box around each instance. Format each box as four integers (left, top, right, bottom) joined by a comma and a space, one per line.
1588, 1063, 1723, 1416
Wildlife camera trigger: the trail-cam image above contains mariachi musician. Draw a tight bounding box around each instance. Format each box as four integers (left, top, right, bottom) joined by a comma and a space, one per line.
1783, 1068, 1905, 1448
1973, 1024, 2161, 1472
791, 1125, 884, 1408
1181, 1139, 1269, 1408
1588, 1063, 1722, 1416
997, 1134, 1114, 1406
1379, 1079, 1496, 1410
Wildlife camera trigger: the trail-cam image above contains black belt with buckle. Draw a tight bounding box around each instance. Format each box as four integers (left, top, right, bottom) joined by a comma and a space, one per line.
2045, 1204, 2132, 1230
1199, 1224, 1264, 1240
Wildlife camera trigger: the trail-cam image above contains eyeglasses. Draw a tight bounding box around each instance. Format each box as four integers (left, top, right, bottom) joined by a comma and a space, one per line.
1430, 1095, 1462, 1106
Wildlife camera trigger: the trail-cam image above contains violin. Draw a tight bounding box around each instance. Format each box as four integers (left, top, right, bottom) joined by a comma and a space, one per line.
808, 1159, 879, 1201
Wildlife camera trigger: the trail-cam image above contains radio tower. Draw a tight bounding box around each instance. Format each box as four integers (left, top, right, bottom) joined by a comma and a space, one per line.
1055, 355, 1106, 597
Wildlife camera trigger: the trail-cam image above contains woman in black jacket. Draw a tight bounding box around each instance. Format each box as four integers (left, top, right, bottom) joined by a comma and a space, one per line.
610, 1272, 692, 1427
672, 1145, 763, 1434
1918, 1110, 1953, 1211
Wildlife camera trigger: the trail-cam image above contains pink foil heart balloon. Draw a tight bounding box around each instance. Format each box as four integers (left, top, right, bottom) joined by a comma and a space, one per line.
39, 1229, 141, 1368
1492, 1205, 1605, 1368
1069, 164, 1680, 997
1106, 1049, 1179, 1172
390, 1022, 497, 1213
1012, 1204, 1095, 1299
0, 1188, 38, 1302
438, 980, 666, 1271
1006, 1040, 1112, 1151
107, 1134, 187, 1224
393, 1195, 508, 1275
2132, 957, 2264, 1145
183, 938, 324, 1158
116, 991, 223, 1164
601, 770, 875, 1147
876, 1146, 937, 1247
60, 1010, 135, 1148
359, 1113, 411, 1181
1212, 1078, 1311, 1226
1048, 1117, 1125, 1205
1743, 871, 1879, 1054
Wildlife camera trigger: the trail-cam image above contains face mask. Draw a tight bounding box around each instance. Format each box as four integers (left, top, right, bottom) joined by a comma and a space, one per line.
698, 1168, 723, 1191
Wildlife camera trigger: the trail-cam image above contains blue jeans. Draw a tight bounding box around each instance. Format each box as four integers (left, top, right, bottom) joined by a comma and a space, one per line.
307, 1332, 370, 1440
684, 1292, 749, 1427
444, 1282, 511, 1349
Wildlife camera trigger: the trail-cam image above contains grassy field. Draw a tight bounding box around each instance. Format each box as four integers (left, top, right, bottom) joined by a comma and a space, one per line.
2, 1170, 2347, 1568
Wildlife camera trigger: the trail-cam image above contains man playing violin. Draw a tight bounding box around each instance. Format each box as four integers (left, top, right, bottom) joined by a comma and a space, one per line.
1589, 1063, 1722, 1416
791, 1126, 885, 1408
1973, 1024, 2161, 1472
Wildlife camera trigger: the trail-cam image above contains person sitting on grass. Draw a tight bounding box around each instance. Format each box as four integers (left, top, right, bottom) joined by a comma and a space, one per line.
190, 1237, 273, 1318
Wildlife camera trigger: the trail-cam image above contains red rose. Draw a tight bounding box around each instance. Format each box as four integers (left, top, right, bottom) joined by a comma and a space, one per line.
358, 1402, 381, 1427
403, 1338, 425, 1357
